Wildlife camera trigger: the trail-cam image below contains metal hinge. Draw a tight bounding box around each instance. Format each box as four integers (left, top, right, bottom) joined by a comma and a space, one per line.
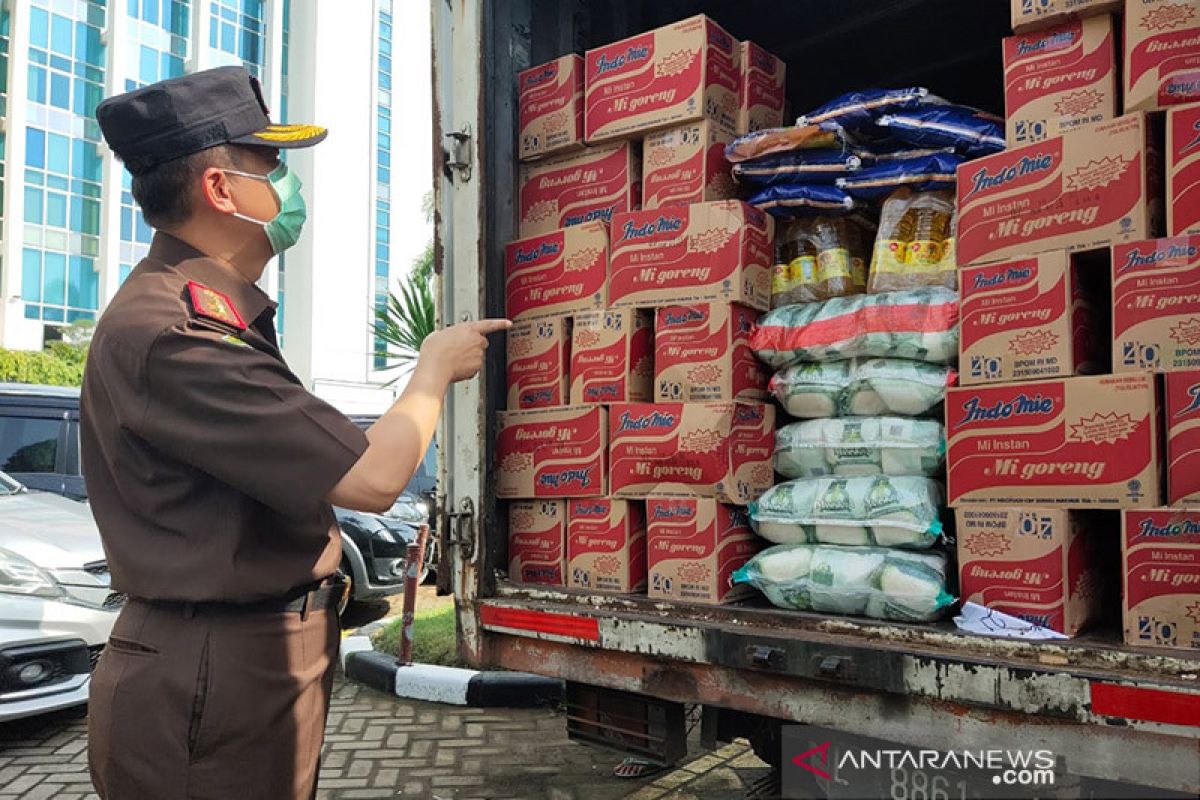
443, 125, 473, 182
441, 497, 476, 560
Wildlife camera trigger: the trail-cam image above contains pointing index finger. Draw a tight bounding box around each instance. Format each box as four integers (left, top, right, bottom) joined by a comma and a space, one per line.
470, 318, 514, 335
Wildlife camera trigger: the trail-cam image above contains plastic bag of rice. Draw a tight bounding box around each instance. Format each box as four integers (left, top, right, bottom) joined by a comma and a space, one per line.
769, 358, 956, 419
775, 417, 945, 479
733, 543, 953, 621
750, 287, 960, 370
750, 475, 943, 549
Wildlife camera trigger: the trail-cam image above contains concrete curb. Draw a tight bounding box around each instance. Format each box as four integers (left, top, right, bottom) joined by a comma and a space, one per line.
340, 622, 563, 708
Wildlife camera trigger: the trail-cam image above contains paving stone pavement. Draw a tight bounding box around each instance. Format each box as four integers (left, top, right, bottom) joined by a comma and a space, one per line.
0, 674, 774, 799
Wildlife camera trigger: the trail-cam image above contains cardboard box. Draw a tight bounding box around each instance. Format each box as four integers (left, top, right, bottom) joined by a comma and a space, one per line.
505, 222, 607, 322
956, 508, 1105, 635
566, 498, 647, 593
1113, 236, 1200, 371
642, 119, 737, 210
584, 14, 740, 143
497, 405, 607, 499
1122, 509, 1200, 651
1011, 0, 1122, 34
609, 200, 773, 311
645, 498, 760, 604
608, 401, 774, 504
518, 55, 585, 162
737, 41, 786, 134
654, 303, 768, 401
956, 113, 1161, 267
1168, 101, 1200, 235
946, 374, 1161, 507
569, 308, 653, 404
959, 251, 1106, 385
1004, 15, 1118, 146
1165, 372, 1200, 505
1125, 0, 1200, 113
518, 142, 641, 238
508, 500, 566, 585
507, 316, 571, 410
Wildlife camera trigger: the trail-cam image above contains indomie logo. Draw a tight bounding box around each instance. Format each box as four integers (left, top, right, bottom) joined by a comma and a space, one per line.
594, 45, 651, 76
960, 393, 1055, 424
651, 502, 695, 520
734, 405, 764, 424
513, 240, 562, 265
708, 26, 734, 52
971, 265, 1033, 289
1176, 384, 1200, 417
1015, 29, 1076, 56
1137, 517, 1200, 537
661, 308, 706, 326
537, 467, 594, 489
621, 216, 685, 241
750, 47, 775, 72
523, 64, 556, 88
616, 410, 677, 432
520, 389, 555, 405
965, 153, 1055, 199
1119, 242, 1199, 273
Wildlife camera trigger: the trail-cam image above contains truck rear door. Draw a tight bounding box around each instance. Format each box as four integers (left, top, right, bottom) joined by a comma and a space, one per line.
431, 0, 499, 664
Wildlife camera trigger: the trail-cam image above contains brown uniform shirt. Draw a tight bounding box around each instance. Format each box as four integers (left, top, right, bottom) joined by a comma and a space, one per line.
80, 233, 369, 602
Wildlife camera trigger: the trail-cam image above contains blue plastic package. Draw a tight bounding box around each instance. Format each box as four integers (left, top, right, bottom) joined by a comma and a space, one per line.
877, 106, 1005, 158
797, 88, 941, 130
748, 183, 856, 218
733, 150, 863, 187
835, 152, 963, 200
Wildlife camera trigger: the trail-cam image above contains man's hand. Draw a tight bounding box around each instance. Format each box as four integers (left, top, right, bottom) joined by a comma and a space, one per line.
418, 319, 512, 384
328, 317, 511, 512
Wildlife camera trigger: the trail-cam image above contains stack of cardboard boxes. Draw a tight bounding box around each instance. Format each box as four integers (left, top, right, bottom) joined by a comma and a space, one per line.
498, 15, 785, 604
949, 0, 1200, 650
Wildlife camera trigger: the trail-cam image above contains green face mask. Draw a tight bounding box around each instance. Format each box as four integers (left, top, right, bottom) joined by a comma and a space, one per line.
225, 163, 307, 254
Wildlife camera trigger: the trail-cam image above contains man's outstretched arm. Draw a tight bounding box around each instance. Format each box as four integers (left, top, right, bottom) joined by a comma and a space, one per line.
327, 318, 511, 512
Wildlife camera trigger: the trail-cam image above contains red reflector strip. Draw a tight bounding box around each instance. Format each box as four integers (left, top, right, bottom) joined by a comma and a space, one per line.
479, 605, 600, 642
1091, 682, 1200, 727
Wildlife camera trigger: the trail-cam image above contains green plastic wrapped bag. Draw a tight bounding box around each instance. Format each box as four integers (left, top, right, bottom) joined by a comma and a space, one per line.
769, 358, 955, 418
732, 543, 954, 621
749, 475, 943, 549
775, 417, 945, 479
750, 287, 959, 369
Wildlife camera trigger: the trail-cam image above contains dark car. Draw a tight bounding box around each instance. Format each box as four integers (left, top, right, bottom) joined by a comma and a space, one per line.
0, 384, 431, 606
349, 415, 437, 530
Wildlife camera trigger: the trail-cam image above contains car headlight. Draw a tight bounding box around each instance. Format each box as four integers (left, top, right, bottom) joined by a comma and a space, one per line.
371, 526, 397, 544
0, 547, 66, 599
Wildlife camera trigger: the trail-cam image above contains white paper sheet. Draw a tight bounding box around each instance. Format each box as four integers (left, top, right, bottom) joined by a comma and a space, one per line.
953, 601, 1069, 640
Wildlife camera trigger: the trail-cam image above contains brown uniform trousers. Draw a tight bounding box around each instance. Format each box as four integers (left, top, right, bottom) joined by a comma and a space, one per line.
88, 598, 339, 800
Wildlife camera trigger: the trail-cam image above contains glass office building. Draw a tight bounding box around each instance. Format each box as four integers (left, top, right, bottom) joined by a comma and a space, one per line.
0, 0, 396, 385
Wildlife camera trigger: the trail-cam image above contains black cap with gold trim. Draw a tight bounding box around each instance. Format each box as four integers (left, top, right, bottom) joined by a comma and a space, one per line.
96, 65, 326, 176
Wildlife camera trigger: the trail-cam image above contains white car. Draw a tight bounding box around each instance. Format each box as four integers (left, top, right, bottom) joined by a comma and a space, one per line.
0, 471, 120, 722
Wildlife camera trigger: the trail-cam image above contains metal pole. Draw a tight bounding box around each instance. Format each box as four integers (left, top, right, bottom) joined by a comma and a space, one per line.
397, 524, 430, 667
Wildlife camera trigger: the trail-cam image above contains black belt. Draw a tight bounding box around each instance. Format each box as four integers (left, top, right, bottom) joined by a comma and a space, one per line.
138, 577, 347, 618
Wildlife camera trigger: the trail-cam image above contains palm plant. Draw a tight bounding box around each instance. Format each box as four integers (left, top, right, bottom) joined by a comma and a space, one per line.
374, 264, 435, 373
374, 193, 437, 376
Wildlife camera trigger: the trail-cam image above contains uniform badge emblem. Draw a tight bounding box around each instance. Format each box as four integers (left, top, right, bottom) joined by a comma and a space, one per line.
187, 281, 246, 330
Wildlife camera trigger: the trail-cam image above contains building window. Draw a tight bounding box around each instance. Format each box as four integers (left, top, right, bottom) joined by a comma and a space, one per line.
372, 0, 394, 371
118, 1, 191, 285
22, 0, 106, 325
208, 0, 264, 76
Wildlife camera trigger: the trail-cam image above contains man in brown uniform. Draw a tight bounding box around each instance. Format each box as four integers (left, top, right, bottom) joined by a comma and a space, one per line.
82, 67, 508, 799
